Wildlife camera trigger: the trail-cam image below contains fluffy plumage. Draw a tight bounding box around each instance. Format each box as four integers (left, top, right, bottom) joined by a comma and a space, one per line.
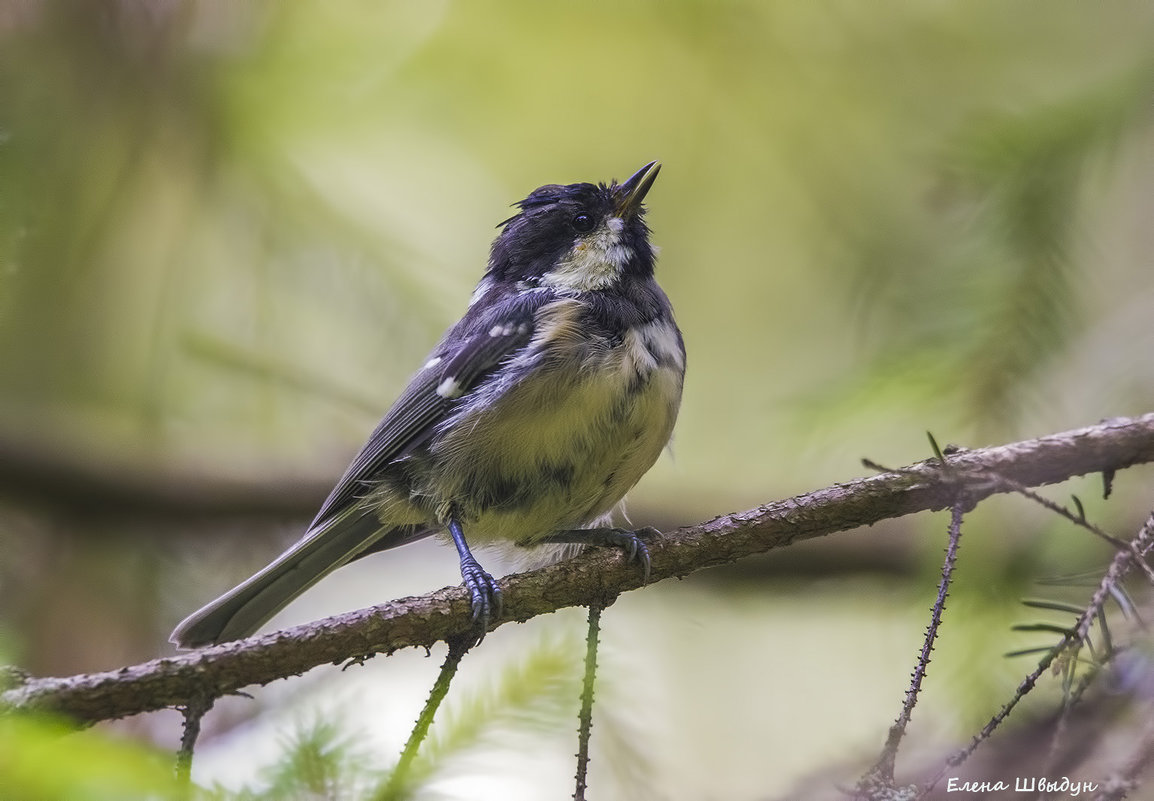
171, 162, 683, 648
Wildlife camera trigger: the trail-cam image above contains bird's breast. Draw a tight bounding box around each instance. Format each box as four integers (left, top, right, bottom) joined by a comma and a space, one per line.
425, 300, 685, 543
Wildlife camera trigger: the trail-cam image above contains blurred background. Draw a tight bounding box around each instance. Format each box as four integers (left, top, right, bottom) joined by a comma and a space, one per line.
2, 1, 1154, 799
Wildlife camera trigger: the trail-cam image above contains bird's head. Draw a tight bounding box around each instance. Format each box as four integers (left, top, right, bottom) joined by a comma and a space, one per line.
488, 161, 661, 293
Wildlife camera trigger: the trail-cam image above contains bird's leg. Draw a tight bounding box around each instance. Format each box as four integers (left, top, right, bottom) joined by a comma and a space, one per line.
448, 517, 502, 643
537, 526, 659, 584
383, 522, 496, 793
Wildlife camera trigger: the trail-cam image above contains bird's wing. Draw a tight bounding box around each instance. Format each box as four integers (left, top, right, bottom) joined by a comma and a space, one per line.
308, 298, 540, 530
170, 296, 548, 647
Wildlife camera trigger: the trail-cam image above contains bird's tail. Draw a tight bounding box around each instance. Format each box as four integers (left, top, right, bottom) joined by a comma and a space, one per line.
170, 509, 388, 649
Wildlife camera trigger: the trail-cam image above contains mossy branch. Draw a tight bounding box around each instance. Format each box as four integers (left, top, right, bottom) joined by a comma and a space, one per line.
3, 413, 1153, 726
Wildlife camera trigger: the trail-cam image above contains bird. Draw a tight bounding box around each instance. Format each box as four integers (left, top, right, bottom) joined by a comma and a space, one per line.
171, 161, 684, 649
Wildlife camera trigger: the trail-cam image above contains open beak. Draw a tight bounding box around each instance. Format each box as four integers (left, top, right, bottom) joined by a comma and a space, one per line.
614, 160, 661, 218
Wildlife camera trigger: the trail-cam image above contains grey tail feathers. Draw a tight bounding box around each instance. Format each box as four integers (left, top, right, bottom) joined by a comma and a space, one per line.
169, 510, 386, 649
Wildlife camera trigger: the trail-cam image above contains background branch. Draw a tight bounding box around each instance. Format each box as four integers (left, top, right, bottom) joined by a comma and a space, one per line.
4, 413, 1153, 726
0, 427, 331, 521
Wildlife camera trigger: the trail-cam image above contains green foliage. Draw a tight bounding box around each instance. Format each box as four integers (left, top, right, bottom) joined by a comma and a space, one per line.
192, 635, 582, 801
377, 635, 581, 800
200, 720, 381, 801
945, 65, 1154, 432
0, 714, 176, 801
3, 2, 1154, 797
2, 1, 1153, 490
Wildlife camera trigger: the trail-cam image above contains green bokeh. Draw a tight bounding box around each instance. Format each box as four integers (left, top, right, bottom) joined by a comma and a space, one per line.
2, 2, 1153, 798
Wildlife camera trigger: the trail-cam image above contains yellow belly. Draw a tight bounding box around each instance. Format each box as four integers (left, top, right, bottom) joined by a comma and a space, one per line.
426, 307, 684, 544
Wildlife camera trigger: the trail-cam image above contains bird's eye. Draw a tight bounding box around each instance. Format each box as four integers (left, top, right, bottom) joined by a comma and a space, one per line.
571, 213, 595, 233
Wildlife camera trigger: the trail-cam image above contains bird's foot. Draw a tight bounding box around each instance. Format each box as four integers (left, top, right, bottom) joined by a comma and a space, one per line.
459, 552, 502, 646
539, 526, 659, 584
449, 517, 502, 647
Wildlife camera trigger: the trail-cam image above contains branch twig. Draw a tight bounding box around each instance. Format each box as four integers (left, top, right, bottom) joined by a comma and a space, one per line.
921, 509, 1154, 795
573, 603, 602, 801
174, 693, 214, 784
868, 498, 969, 789
378, 634, 473, 801
3, 414, 1153, 725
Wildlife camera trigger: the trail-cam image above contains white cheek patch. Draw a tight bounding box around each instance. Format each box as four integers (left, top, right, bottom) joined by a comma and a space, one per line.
541, 219, 634, 293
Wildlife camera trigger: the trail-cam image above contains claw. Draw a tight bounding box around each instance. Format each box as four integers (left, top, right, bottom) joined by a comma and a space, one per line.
492, 583, 504, 619
600, 528, 653, 583
635, 539, 652, 584
449, 517, 502, 646
631, 526, 659, 584
623, 536, 638, 562
459, 556, 500, 644
537, 526, 658, 585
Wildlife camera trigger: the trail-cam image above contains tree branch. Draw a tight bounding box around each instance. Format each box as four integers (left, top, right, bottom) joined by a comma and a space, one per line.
0, 426, 331, 520
4, 413, 1153, 725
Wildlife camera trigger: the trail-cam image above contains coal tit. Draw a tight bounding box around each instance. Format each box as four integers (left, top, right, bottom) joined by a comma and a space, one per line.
172, 161, 684, 648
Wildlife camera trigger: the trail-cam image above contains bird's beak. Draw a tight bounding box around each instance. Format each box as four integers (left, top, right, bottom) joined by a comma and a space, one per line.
614, 160, 661, 218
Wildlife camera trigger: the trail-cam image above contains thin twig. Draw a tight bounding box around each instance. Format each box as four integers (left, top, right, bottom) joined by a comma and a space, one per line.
991, 473, 1154, 584
1092, 715, 1154, 801
868, 499, 968, 787
921, 511, 1154, 796
1076, 512, 1154, 645
922, 649, 1060, 797
1037, 662, 1103, 801
574, 603, 603, 801
174, 693, 214, 785
377, 635, 472, 801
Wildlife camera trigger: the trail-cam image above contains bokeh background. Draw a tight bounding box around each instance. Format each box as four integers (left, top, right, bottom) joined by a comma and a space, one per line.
2, 2, 1154, 799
